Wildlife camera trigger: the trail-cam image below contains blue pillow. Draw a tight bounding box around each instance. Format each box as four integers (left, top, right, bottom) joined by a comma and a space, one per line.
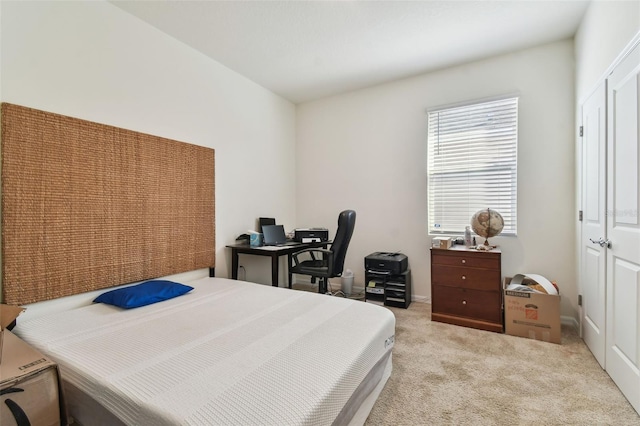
93, 280, 193, 309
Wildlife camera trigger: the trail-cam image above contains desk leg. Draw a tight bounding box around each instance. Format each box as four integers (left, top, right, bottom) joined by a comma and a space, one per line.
271, 254, 279, 287
287, 254, 293, 289
231, 250, 239, 280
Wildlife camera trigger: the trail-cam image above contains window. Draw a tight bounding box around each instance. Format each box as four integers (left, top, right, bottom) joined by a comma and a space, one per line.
427, 97, 518, 235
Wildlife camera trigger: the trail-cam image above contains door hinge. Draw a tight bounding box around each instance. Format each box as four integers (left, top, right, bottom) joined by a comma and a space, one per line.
579, 210, 583, 221
579, 126, 584, 137
578, 294, 583, 306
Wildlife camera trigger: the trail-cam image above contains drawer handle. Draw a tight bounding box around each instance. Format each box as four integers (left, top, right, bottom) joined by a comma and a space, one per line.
462, 300, 467, 305
461, 259, 466, 264
461, 275, 466, 280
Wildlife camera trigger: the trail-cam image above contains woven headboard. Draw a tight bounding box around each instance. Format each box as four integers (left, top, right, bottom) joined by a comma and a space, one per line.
1, 103, 215, 305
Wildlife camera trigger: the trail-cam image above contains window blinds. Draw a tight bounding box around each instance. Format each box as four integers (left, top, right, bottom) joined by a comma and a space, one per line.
427, 97, 518, 235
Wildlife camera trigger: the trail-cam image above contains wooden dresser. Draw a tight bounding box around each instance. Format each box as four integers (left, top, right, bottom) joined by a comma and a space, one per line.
430, 246, 502, 332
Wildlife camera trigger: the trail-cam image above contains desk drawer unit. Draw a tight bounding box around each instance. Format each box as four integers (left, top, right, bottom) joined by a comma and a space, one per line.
430, 246, 502, 332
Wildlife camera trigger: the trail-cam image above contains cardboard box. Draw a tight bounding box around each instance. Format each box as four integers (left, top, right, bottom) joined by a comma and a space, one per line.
0, 304, 25, 363
432, 237, 452, 249
503, 277, 561, 344
0, 305, 68, 425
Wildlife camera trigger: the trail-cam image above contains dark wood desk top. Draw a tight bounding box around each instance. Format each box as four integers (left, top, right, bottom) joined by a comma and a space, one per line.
226, 241, 329, 254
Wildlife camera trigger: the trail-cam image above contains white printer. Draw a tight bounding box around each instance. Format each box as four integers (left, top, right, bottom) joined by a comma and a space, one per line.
294, 228, 329, 243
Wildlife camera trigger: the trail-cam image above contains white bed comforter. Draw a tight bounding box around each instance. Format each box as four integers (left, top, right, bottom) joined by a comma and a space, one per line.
14, 277, 395, 425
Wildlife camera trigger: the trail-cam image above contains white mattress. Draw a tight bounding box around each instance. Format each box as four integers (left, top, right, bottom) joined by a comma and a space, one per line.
14, 277, 395, 425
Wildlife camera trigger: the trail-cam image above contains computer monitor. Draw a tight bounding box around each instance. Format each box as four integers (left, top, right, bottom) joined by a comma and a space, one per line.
259, 217, 276, 233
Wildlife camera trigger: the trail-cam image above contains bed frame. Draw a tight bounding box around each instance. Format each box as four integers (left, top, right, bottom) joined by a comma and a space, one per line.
1, 103, 215, 305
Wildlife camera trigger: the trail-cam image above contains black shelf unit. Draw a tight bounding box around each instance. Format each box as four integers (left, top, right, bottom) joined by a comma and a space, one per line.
365, 269, 412, 308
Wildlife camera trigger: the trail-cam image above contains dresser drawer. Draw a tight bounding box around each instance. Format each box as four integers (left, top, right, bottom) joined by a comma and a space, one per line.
431, 251, 501, 269
431, 264, 500, 291
432, 285, 502, 324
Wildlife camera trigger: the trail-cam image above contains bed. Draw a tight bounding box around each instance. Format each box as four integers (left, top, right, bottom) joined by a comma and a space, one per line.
13, 277, 395, 425
1, 103, 394, 425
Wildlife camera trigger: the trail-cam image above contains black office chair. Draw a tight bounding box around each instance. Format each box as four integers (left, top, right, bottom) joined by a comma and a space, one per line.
290, 210, 356, 294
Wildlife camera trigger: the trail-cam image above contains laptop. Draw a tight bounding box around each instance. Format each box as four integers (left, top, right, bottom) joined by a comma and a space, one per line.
262, 225, 298, 246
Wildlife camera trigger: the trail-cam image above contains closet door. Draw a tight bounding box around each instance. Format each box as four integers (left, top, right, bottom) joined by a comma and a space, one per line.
606, 41, 640, 414
580, 81, 607, 369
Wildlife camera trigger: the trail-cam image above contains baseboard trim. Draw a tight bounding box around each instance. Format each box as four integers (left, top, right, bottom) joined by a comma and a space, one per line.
561, 315, 579, 333
329, 285, 579, 334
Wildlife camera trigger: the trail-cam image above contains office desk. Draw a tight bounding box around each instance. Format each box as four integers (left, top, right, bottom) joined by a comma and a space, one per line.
226, 241, 329, 288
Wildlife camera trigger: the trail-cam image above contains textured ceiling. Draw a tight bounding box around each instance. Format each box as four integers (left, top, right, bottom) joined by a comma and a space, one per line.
112, 1, 590, 104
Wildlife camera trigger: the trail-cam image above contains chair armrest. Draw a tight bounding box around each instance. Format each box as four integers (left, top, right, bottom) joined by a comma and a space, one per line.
291, 248, 333, 267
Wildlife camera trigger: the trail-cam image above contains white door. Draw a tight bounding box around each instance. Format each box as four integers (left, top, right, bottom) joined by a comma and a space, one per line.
606, 41, 640, 414
581, 81, 607, 368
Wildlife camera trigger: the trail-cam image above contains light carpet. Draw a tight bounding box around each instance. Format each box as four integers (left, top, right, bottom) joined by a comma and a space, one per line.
364, 302, 639, 425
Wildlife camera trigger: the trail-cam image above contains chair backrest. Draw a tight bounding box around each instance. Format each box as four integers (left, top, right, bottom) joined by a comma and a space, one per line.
330, 210, 356, 276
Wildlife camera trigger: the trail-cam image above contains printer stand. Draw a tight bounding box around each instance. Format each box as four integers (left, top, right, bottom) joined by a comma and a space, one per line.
365, 269, 412, 308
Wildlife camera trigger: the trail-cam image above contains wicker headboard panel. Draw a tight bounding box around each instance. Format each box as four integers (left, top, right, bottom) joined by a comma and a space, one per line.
1, 103, 215, 305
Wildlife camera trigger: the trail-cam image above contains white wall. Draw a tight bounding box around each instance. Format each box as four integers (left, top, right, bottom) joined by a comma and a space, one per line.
297, 40, 578, 318
575, 1, 640, 100
0, 1, 297, 287
5, 1, 636, 322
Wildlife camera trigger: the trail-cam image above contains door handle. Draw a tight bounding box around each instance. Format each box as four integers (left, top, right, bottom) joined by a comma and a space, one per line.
589, 237, 612, 248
